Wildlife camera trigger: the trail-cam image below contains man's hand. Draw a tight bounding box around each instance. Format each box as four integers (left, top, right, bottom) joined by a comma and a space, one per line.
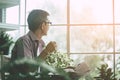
45, 41, 57, 53
38, 41, 57, 60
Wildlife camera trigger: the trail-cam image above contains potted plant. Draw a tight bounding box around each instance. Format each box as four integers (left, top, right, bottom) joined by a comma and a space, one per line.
0, 31, 14, 80
94, 63, 117, 80
0, 31, 13, 55
45, 51, 73, 69
45, 51, 80, 80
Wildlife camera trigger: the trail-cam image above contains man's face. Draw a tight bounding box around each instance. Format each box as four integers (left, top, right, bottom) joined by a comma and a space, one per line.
41, 20, 52, 35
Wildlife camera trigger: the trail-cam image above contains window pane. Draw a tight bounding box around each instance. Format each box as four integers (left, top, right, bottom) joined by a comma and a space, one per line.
6, 6, 19, 24
70, 26, 113, 53
70, 0, 113, 24
70, 54, 114, 79
26, 0, 67, 24
115, 26, 120, 52
43, 26, 67, 52
19, 26, 26, 36
115, 0, 120, 23
20, 0, 26, 25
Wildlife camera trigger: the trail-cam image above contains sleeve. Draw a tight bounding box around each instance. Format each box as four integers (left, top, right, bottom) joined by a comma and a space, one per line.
11, 38, 33, 61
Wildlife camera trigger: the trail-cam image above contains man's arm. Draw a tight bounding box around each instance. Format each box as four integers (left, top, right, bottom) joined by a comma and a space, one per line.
11, 38, 33, 61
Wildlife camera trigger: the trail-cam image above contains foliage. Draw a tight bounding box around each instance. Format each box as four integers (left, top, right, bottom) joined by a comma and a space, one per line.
1, 58, 72, 80
94, 63, 117, 80
115, 56, 120, 79
0, 31, 13, 55
45, 51, 73, 68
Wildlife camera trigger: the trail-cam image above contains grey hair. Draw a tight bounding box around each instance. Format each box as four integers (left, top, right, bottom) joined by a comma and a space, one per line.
27, 9, 49, 32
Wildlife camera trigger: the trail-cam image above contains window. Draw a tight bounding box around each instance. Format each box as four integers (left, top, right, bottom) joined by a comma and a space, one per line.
20, 0, 120, 79
6, 6, 19, 24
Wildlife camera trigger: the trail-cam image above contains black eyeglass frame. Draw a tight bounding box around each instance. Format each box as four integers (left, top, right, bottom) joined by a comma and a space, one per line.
45, 21, 52, 25
42, 20, 52, 26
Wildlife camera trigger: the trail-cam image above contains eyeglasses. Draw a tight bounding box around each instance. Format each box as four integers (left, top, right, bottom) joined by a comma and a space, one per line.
43, 21, 52, 26
45, 21, 52, 25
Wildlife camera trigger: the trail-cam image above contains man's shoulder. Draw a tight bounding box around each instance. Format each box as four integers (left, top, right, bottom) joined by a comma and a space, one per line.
16, 34, 31, 43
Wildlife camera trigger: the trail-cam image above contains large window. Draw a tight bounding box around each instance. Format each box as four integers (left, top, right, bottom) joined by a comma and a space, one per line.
20, 0, 120, 79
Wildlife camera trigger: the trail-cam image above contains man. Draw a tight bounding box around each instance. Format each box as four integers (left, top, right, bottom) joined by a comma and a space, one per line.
11, 9, 56, 61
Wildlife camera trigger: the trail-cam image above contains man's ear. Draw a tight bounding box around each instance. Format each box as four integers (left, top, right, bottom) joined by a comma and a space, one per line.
41, 22, 45, 30
41, 25, 44, 30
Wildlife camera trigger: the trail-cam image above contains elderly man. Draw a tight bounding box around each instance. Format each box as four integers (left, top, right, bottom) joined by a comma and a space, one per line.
11, 9, 56, 61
